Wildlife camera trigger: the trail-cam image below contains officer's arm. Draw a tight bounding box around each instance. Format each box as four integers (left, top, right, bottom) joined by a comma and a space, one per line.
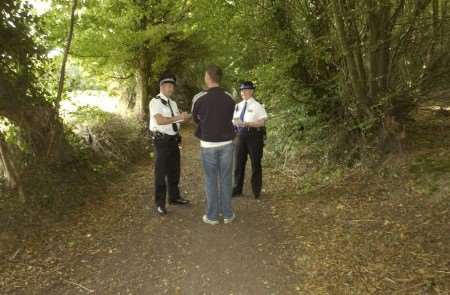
154, 113, 182, 125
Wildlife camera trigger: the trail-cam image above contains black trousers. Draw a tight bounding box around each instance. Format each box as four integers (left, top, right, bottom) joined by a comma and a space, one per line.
233, 129, 264, 197
153, 136, 181, 207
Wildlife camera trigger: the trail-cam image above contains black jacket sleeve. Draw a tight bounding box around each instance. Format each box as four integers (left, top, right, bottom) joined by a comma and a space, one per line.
192, 98, 201, 124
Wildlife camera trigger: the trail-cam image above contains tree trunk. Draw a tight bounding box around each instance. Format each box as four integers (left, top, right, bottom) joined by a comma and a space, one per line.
134, 51, 150, 123
331, 0, 372, 117
366, 1, 392, 98
24, 105, 70, 163
425, 0, 441, 68
56, 0, 78, 110
0, 99, 71, 164
0, 132, 25, 203
118, 84, 136, 113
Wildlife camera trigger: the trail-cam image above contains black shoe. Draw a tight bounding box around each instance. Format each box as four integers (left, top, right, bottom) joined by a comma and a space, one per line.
254, 193, 260, 199
156, 206, 167, 215
169, 197, 190, 205
232, 189, 242, 198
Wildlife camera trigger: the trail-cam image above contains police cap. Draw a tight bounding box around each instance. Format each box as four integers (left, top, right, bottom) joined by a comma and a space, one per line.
239, 81, 255, 90
159, 74, 176, 86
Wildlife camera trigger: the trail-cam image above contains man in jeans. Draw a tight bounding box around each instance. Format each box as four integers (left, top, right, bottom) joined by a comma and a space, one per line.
192, 65, 236, 225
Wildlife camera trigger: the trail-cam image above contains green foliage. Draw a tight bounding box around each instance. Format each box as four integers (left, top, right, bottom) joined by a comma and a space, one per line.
0, 119, 31, 177
0, 0, 49, 103
65, 61, 104, 91
0, 118, 27, 153
41, 0, 211, 112
0, 1, 55, 169
65, 0, 191, 76
189, 0, 450, 166
35, 0, 450, 167
67, 106, 150, 172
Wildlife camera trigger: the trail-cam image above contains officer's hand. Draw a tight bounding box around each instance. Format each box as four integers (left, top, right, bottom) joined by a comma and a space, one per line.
180, 112, 190, 122
233, 118, 244, 127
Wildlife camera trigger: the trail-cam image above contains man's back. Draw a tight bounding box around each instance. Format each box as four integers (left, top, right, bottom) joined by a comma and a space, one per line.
192, 87, 235, 143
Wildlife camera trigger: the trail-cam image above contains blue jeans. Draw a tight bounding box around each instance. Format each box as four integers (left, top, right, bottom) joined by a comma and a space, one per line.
201, 143, 234, 220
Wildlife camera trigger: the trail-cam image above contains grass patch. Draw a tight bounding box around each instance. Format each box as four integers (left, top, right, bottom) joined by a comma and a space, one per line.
409, 154, 450, 178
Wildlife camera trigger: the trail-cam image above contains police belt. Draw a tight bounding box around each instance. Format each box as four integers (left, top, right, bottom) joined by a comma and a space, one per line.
152, 131, 180, 141
238, 127, 265, 134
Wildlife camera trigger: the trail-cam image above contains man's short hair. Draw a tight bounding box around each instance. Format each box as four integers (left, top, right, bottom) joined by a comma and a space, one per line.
205, 64, 222, 83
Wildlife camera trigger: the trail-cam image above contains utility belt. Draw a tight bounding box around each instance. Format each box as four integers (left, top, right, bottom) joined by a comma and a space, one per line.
237, 127, 267, 145
152, 131, 182, 144
238, 127, 266, 135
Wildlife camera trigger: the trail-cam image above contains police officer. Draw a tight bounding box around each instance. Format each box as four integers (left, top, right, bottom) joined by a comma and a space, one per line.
232, 81, 268, 199
149, 73, 190, 215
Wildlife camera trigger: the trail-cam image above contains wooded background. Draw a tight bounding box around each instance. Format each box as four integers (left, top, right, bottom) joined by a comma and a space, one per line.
1, 0, 449, 204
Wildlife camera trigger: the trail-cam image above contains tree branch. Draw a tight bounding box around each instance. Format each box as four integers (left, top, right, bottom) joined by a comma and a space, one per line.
56, 0, 78, 109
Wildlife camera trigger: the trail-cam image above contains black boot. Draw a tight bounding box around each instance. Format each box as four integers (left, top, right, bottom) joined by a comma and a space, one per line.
232, 187, 242, 197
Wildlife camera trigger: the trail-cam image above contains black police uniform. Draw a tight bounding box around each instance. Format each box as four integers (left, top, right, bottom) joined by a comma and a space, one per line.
232, 81, 268, 199
149, 75, 189, 214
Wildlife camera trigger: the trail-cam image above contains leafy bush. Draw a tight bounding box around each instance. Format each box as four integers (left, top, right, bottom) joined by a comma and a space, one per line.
0, 118, 33, 182
2, 107, 152, 212
66, 106, 151, 173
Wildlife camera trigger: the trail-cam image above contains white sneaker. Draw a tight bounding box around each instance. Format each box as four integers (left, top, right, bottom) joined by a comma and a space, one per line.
202, 215, 219, 225
224, 214, 236, 224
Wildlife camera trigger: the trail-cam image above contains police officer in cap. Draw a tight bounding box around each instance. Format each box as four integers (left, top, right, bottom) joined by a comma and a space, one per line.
149, 73, 190, 215
232, 81, 268, 199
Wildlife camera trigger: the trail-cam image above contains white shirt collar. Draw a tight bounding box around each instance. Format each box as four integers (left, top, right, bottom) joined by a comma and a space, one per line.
243, 97, 255, 104
158, 93, 170, 101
